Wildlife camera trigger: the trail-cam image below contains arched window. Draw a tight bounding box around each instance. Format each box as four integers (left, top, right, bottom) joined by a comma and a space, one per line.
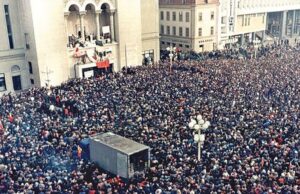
11, 65, 21, 73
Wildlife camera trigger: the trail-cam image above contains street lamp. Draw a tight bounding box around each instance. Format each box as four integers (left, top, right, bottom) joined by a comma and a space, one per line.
166, 46, 176, 72
253, 38, 261, 59
189, 114, 210, 161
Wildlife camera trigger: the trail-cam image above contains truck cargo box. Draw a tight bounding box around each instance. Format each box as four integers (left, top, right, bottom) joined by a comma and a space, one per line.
89, 132, 150, 178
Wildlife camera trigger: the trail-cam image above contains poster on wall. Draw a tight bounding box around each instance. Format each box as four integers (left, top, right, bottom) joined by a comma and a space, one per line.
102, 26, 110, 34
84, 70, 94, 78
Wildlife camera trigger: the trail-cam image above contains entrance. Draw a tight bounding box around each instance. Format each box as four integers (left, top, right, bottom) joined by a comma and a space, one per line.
142, 50, 154, 66
12, 75, 22, 91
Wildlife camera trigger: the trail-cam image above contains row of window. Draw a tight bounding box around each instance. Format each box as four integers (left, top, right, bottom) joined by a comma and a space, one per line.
160, 11, 190, 22
160, 25, 214, 37
198, 11, 214, 21
242, 14, 265, 27
160, 11, 215, 22
0, 77, 34, 92
0, 62, 33, 92
161, 41, 190, 49
160, 25, 190, 37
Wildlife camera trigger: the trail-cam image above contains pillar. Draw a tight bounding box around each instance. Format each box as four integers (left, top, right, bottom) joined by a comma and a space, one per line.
240, 34, 245, 46
281, 11, 287, 39
109, 9, 116, 42
292, 10, 296, 36
252, 32, 255, 42
261, 30, 265, 43
64, 12, 70, 43
95, 10, 101, 40
79, 11, 86, 41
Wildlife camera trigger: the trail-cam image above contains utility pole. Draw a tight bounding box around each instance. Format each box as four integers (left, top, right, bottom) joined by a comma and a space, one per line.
42, 66, 53, 88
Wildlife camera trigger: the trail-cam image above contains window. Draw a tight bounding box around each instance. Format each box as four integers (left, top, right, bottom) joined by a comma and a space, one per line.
25, 33, 30, 49
0, 74, 6, 91
198, 12, 202, 21
221, 16, 226, 24
167, 26, 170, 35
242, 16, 244, 26
179, 12, 183, 21
211, 26, 214, 35
161, 41, 165, 45
244, 16, 248, 26
30, 79, 34, 85
198, 28, 202, 36
166, 11, 170, 21
185, 45, 190, 48
28, 62, 33, 74
186, 12, 190, 22
172, 11, 176, 21
186, 28, 189, 37
248, 17, 250, 26
211, 11, 214, 20
160, 25, 164, 34
179, 27, 183, 36
179, 44, 183, 47
173, 26, 176, 35
4, 5, 14, 49
160, 11, 164, 20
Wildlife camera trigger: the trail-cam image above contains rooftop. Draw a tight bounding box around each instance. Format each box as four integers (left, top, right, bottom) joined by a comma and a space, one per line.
90, 132, 150, 155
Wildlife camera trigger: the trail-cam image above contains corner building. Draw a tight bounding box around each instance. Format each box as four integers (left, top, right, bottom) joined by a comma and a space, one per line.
159, 0, 219, 52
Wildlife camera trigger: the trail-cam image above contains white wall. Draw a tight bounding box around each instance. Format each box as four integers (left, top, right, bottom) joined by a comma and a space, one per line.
29, 0, 69, 87
115, 0, 143, 70
141, 0, 160, 63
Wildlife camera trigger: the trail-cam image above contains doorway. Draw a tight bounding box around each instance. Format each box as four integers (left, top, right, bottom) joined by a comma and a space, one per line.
12, 75, 22, 91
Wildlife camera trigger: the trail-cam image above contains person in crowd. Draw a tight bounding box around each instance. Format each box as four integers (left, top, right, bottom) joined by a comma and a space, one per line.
0, 43, 299, 193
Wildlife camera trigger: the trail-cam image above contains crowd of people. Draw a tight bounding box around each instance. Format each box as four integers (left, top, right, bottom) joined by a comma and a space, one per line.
0, 42, 300, 193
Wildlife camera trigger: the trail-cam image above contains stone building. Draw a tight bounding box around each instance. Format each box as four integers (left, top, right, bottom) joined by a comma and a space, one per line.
0, 0, 160, 95
159, 0, 219, 52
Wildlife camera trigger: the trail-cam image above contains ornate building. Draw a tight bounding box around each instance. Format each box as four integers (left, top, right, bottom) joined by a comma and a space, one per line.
0, 0, 160, 95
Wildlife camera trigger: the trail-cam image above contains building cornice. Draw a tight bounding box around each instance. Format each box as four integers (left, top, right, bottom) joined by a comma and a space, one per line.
0, 53, 25, 61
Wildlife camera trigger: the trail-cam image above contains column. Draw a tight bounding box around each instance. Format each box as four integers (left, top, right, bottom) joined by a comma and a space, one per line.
281, 11, 287, 39
79, 11, 86, 41
240, 34, 245, 46
95, 10, 101, 40
64, 12, 70, 44
252, 32, 255, 42
109, 9, 116, 42
292, 10, 296, 36
261, 30, 265, 43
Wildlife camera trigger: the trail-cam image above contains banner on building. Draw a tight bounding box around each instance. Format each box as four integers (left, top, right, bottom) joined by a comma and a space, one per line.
102, 26, 110, 34
97, 60, 110, 69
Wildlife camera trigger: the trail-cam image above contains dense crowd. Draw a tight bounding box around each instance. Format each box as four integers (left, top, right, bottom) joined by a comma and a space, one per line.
0, 43, 300, 194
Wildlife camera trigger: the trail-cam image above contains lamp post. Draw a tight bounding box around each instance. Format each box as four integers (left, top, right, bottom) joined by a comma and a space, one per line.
166, 46, 176, 72
253, 38, 261, 59
189, 114, 210, 161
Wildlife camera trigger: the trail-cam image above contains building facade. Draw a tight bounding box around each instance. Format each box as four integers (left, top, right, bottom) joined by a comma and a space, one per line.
218, 0, 300, 49
0, 0, 160, 95
0, 0, 29, 93
159, 0, 219, 52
